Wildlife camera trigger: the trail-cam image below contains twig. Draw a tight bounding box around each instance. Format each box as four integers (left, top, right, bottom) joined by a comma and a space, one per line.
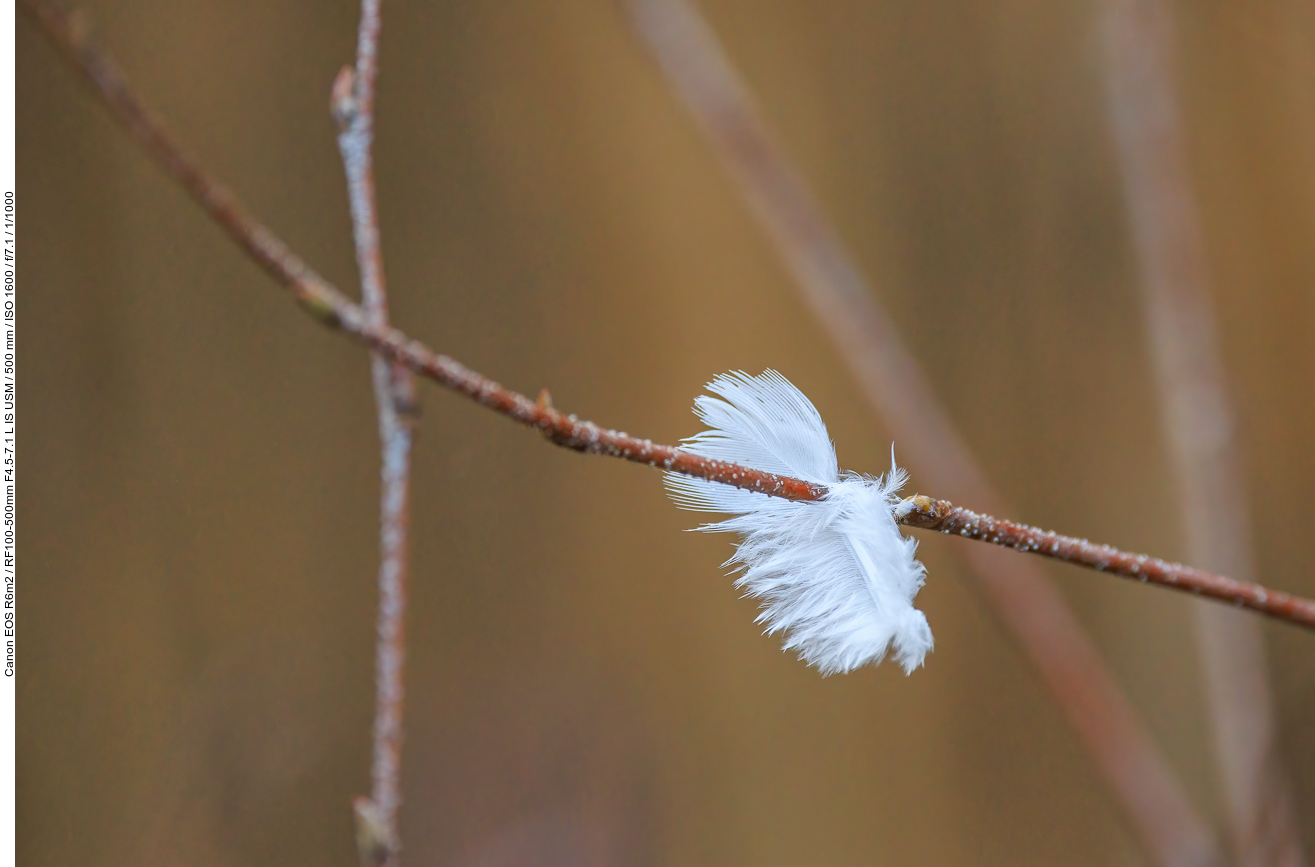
17, 19, 826, 478
27, 0, 1315, 634
25, 0, 1315, 626
1100, 1, 1305, 862
331, 1, 417, 864
25, 5, 1315, 862
900, 496, 1315, 628
620, 1, 1222, 864
18, 0, 353, 328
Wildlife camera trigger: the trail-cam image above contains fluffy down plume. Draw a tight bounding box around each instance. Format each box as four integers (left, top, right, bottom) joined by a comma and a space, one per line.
666, 371, 932, 675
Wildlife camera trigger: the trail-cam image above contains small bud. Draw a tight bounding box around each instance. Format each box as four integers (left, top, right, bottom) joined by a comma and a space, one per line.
331, 66, 357, 130
352, 796, 394, 867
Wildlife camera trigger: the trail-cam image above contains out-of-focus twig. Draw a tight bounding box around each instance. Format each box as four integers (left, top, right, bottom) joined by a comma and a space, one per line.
25, 6, 1315, 862
19, 0, 351, 326
622, 1, 1220, 864
331, 1, 416, 864
25, 0, 1315, 638
1100, 1, 1305, 863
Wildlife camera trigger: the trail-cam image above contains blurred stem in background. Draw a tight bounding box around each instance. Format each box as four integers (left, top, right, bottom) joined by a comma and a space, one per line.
22, 0, 1315, 863
621, 1, 1220, 864
1101, 0, 1305, 862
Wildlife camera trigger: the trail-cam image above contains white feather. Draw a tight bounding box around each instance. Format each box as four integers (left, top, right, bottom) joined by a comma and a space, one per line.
666, 371, 932, 675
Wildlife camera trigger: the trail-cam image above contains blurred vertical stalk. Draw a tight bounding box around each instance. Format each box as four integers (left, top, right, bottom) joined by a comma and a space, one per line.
334, 1, 418, 864
624, 1, 1217, 863
1100, 1, 1304, 863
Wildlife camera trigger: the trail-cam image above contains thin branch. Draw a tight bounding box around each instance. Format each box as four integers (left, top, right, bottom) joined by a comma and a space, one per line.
25, 0, 1315, 635
26, 4, 832, 500
331, 1, 417, 864
19, 0, 351, 327
1100, 1, 1305, 862
900, 496, 1315, 628
620, 1, 1220, 864
25, 8, 1315, 863
26, 0, 1315, 619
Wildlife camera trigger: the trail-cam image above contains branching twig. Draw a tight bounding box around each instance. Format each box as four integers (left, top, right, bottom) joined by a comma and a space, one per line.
24, 0, 1315, 626
331, 1, 417, 864
24, 5, 1315, 864
26, 0, 1315, 635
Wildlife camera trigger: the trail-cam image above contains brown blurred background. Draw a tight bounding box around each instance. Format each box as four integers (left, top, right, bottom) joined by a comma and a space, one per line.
17, 1, 1315, 864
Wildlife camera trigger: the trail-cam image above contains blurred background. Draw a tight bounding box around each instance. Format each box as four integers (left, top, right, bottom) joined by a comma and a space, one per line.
17, 0, 1315, 864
